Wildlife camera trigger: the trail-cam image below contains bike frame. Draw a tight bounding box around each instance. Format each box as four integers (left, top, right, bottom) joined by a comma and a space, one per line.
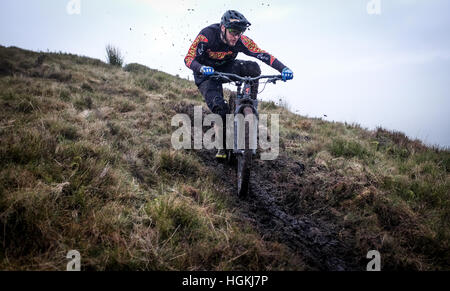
209, 72, 283, 197
210, 72, 282, 155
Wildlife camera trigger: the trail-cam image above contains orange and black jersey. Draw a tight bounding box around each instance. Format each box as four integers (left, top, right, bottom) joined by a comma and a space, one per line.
184, 24, 287, 74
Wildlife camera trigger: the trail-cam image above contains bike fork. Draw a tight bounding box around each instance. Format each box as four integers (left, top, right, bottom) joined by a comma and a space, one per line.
234, 105, 258, 155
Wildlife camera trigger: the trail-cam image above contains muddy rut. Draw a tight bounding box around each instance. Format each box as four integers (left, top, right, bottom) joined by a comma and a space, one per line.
196, 149, 363, 271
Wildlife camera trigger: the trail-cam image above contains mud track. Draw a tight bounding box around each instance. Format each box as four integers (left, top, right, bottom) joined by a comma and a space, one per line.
196, 149, 363, 271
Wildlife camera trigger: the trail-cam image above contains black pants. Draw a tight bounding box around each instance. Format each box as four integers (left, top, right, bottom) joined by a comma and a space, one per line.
195, 60, 261, 148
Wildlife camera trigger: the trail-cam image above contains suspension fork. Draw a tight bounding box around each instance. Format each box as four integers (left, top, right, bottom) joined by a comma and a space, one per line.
233, 82, 259, 155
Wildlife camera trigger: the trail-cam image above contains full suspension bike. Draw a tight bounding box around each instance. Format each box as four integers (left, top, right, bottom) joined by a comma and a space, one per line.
210, 72, 283, 197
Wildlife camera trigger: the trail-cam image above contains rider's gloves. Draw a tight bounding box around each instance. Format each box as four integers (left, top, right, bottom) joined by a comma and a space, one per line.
281, 67, 294, 82
200, 66, 215, 76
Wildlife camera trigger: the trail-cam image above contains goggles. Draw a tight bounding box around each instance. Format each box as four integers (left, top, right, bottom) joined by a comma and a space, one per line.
227, 28, 244, 37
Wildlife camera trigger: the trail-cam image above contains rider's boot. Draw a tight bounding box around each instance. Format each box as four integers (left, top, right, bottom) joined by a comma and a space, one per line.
215, 149, 227, 159
215, 117, 228, 160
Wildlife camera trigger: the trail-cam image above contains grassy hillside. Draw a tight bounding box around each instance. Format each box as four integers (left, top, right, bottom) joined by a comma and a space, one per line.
0, 45, 448, 270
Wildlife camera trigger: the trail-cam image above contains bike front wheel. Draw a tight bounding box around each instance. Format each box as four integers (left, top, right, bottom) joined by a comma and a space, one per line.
236, 107, 254, 198
237, 148, 252, 197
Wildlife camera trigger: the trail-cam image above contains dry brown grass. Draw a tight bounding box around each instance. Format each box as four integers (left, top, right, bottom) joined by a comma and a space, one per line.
0, 45, 302, 271
0, 45, 448, 270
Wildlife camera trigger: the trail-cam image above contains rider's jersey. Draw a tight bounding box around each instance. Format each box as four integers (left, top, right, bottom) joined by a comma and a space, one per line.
184, 24, 287, 74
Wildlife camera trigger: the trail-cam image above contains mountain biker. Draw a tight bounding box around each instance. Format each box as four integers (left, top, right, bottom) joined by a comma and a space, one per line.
184, 10, 294, 159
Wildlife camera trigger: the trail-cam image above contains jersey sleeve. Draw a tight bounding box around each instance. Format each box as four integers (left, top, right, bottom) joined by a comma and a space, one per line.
239, 35, 287, 73
184, 33, 209, 74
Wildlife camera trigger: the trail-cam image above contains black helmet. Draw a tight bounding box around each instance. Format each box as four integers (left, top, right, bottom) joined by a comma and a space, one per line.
221, 10, 251, 32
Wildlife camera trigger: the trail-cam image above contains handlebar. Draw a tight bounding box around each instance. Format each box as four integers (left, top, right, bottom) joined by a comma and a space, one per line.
210, 72, 282, 84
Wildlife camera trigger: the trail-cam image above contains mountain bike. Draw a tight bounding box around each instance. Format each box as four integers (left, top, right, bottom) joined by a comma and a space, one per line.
210, 72, 283, 197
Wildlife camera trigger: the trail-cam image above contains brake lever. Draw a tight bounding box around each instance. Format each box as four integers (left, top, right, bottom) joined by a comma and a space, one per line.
214, 75, 234, 84
211, 75, 226, 82
275, 76, 283, 84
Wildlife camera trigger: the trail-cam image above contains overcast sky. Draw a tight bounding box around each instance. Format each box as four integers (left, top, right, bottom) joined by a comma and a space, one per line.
1, 0, 449, 148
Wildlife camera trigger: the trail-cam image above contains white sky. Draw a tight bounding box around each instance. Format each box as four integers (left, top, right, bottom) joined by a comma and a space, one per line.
1, 0, 449, 147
